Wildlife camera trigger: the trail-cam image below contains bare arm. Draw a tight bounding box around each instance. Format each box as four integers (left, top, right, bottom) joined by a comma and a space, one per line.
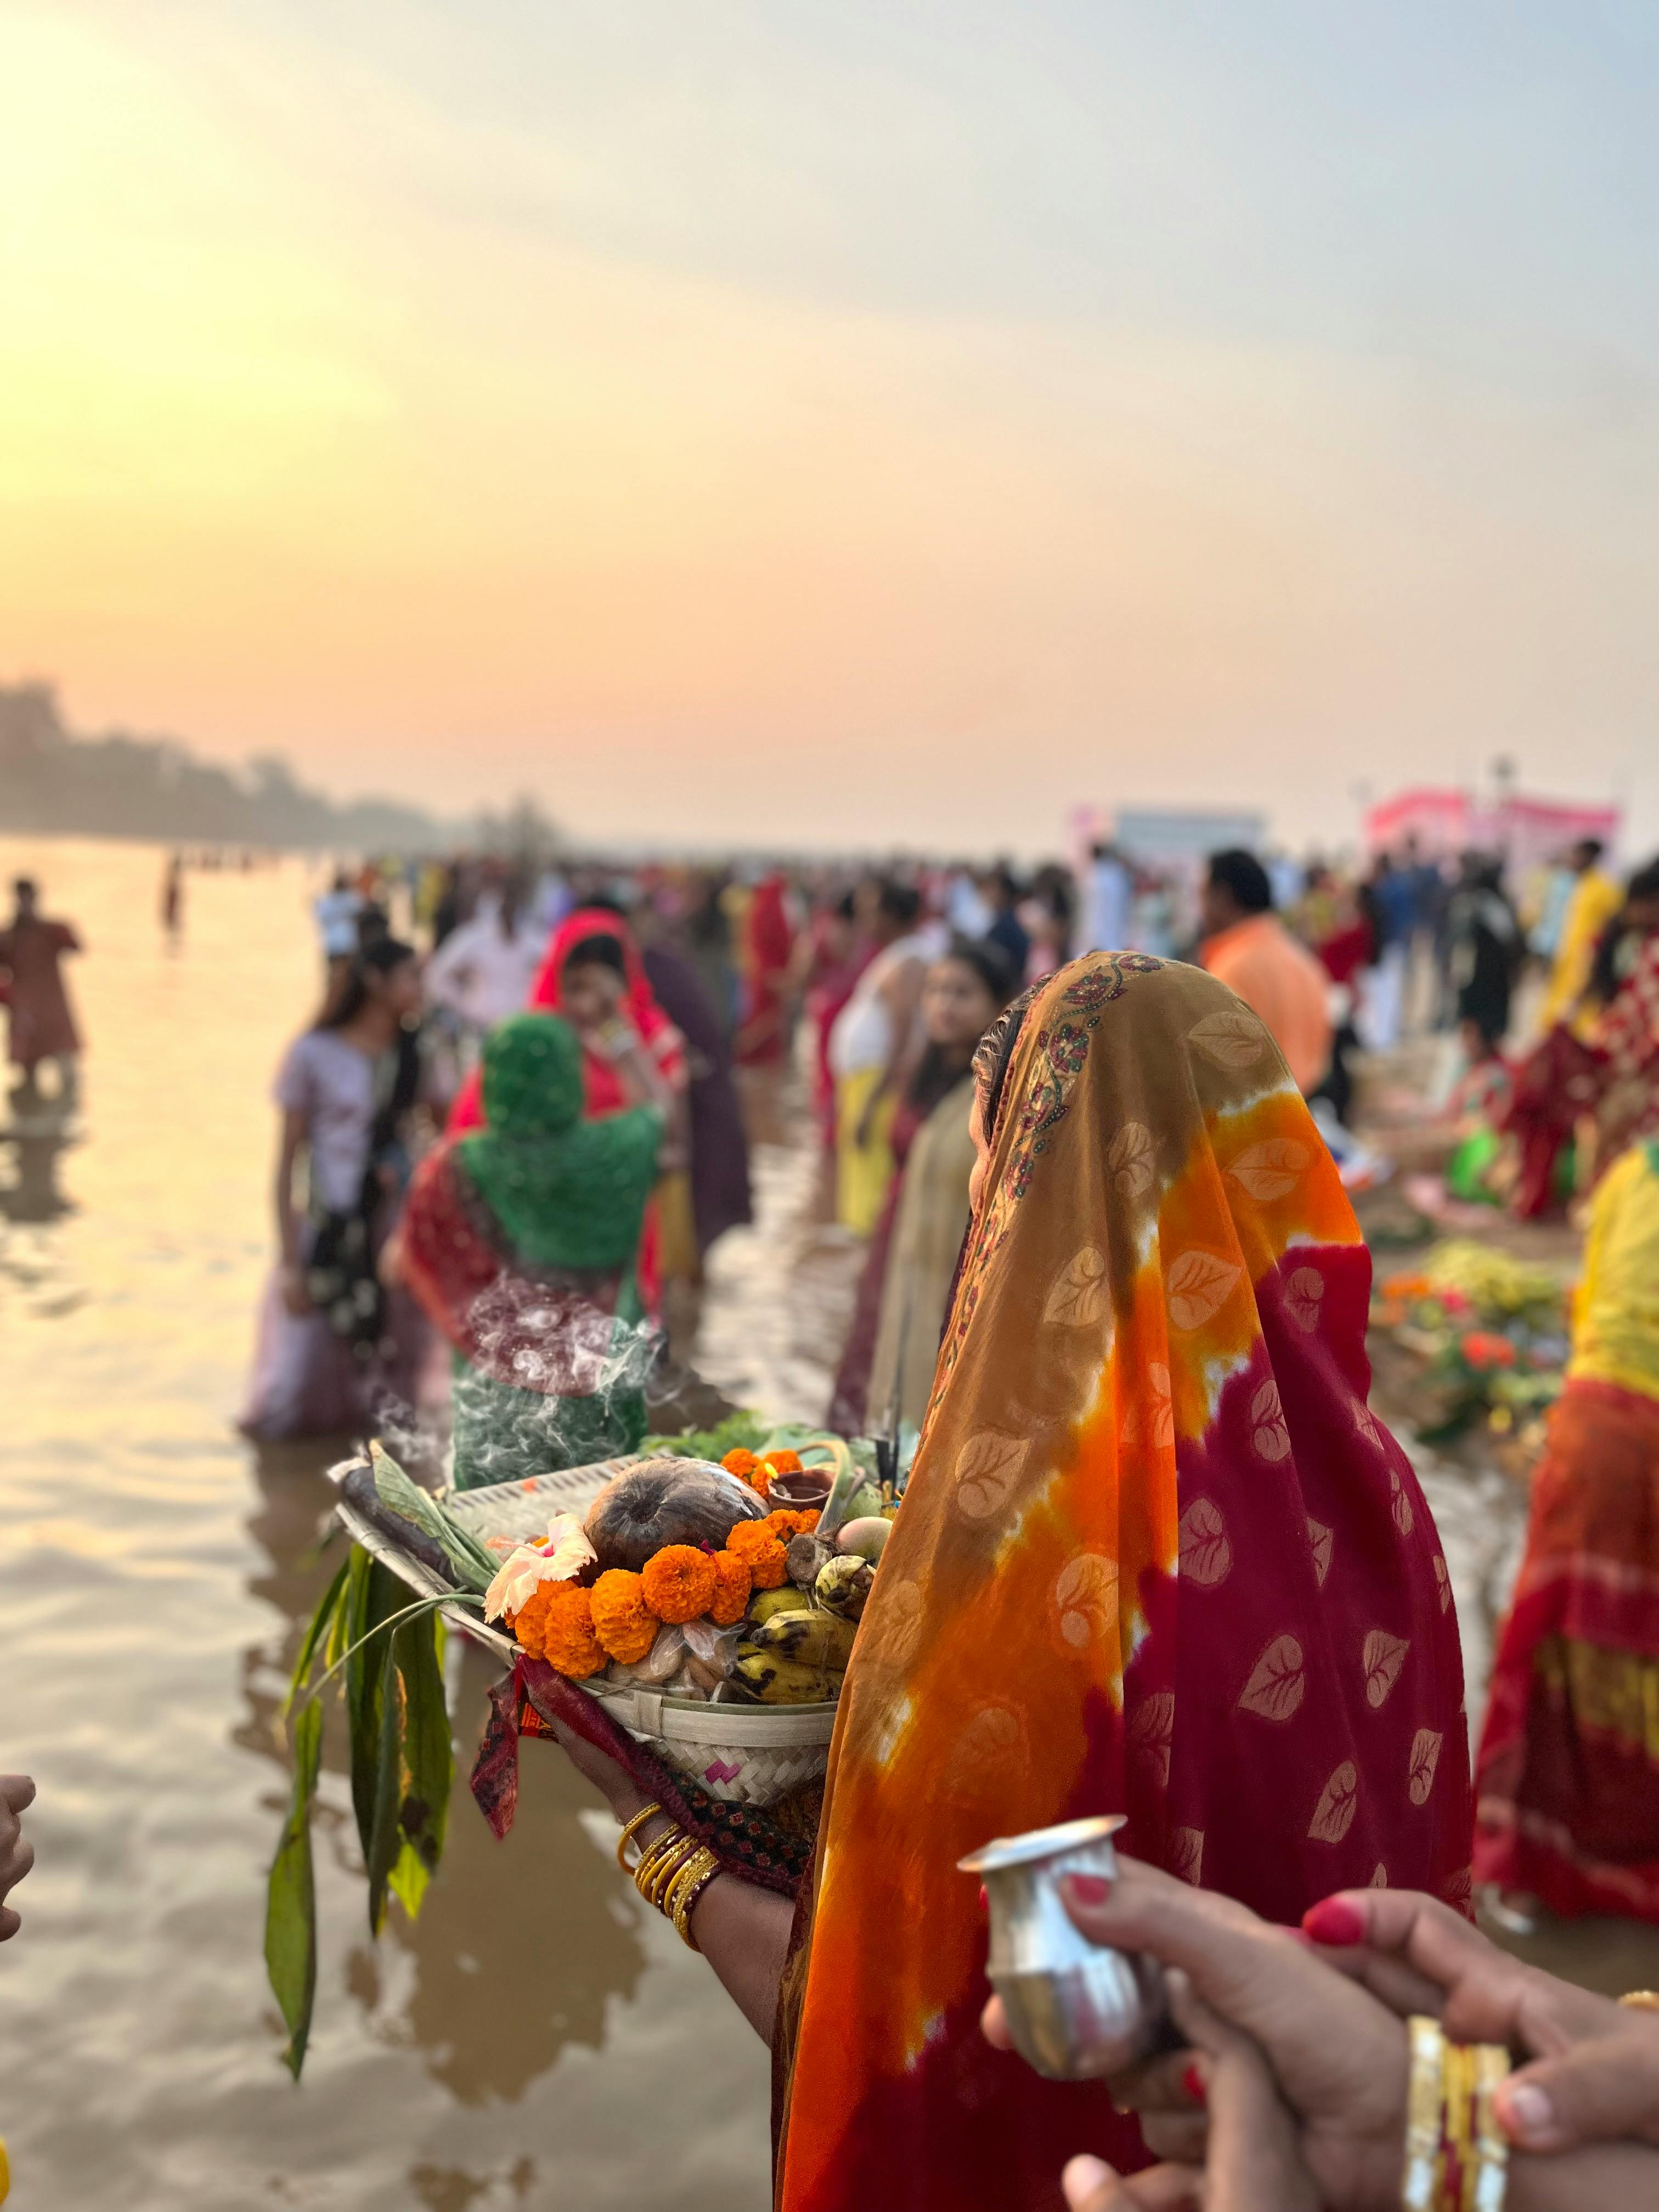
274, 1107, 312, 1313
604, 1023, 675, 1114
275, 1107, 306, 1267
547, 1717, 793, 2042
856, 955, 926, 1141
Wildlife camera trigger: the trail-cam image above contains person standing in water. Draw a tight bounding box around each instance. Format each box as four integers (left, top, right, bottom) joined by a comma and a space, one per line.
0, 878, 83, 1115
240, 937, 431, 1441
827, 881, 931, 1235
160, 853, 185, 945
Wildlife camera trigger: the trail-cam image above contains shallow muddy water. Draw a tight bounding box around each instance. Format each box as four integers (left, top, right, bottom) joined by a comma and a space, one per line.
0, 839, 864, 2211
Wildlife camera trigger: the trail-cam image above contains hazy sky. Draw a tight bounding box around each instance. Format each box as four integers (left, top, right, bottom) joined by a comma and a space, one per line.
3, 2, 1656, 853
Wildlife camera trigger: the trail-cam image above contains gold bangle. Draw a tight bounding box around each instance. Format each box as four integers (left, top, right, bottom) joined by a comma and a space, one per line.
1620, 1990, 1659, 2012
629, 1829, 681, 1897
614, 1803, 663, 1872
663, 1845, 716, 1918
1400, 2021, 1510, 2212
1403, 2017, 1445, 2212
1469, 2042, 1510, 2212
635, 1829, 698, 1909
665, 1848, 720, 1949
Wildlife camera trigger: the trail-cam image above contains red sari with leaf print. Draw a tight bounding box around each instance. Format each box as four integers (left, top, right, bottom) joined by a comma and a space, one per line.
772, 954, 1471, 2212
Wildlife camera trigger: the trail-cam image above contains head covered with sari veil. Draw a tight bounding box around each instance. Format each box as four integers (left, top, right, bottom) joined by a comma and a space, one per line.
447, 905, 686, 1135
774, 953, 1470, 2212
401, 1013, 662, 1407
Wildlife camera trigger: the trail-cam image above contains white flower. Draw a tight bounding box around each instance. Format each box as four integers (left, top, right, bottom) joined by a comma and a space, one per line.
482, 1513, 596, 1622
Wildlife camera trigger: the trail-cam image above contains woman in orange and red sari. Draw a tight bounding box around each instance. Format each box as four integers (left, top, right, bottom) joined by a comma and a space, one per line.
771, 952, 1470, 2209
521, 952, 1470, 2211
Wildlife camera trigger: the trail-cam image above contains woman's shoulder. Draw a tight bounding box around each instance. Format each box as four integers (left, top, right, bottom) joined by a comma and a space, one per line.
275, 1026, 360, 1098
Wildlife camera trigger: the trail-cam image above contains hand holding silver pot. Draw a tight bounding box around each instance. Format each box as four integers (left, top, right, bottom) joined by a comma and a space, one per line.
960, 1816, 1174, 2080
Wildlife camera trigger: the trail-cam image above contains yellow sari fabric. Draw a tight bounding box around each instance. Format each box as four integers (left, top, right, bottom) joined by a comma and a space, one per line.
776, 954, 1470, 2211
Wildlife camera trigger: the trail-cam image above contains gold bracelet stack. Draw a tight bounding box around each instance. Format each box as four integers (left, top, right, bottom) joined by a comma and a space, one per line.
614, 1805, 721, 1950
1402, 2016, 1511, 2212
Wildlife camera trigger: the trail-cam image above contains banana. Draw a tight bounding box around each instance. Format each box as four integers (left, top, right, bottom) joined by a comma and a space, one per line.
732, 1652, 840, 1705
748, 1585, 813, 1624
815, 1554, 874, 1621
749, 1607, 857, 1670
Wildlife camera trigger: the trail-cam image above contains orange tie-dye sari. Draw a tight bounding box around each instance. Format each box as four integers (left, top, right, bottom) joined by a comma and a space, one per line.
775, 953, 1470, 2212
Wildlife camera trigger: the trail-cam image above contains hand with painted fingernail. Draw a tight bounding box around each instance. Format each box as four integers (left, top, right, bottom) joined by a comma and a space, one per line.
0, 1775, 35, 1941
1017, 1972, 1319, 2212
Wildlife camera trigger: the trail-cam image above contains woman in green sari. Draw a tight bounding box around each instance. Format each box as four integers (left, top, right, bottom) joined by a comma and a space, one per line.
396, 1012, 664, 1486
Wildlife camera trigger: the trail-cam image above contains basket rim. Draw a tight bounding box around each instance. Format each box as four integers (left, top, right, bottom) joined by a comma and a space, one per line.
333, 1460, 842, 1739
588, 1678, 838, 1743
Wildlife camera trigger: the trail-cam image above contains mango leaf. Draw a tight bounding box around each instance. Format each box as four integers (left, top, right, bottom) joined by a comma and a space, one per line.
265, 1696, 323, 2080
284, 1556, 349, 1718
364, 1630, 404, 1936
388, 1615, 450, 1921
344, 1550, 409, 1862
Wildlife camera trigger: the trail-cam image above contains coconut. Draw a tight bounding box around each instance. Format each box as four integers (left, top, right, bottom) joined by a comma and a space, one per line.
583, 1456, 766, 1572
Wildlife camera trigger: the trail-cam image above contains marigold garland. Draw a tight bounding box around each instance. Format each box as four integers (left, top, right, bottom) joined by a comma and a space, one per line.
640, 1544, 720, 1624
708, 1549, 752, 1626
590, 1568, 661, 1663
761, 1448, 804, 1477
518, 1581, 606, 1678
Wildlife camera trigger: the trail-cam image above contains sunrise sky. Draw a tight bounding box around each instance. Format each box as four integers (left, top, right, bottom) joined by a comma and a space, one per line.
3, 2, 1656, 853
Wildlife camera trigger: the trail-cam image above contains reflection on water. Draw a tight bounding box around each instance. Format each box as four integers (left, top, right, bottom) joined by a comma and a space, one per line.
0, 838, 781, 2211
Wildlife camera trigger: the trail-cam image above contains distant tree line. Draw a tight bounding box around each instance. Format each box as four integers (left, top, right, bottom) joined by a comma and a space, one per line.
0, 682, 462, 852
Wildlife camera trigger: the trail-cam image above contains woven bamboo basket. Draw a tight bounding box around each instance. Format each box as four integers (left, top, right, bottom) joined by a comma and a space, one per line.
334, 1458, 838, 1807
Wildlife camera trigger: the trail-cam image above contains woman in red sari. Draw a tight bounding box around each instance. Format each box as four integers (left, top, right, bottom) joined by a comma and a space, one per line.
449, 905, 685, 1131
512, 953, 1471, 2212
735, 873, 795, 1070
448, 905, 686, 1309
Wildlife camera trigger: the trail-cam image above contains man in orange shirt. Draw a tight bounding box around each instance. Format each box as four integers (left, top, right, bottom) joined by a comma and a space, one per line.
1198, 849, 1333, 1094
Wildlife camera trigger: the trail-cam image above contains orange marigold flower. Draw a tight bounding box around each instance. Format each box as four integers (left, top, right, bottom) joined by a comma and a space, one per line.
761, 1448, 803, 1477
1460, 1330, 1516, 1371
708, 1550, 752, 1627
519, 1582, 606, 1678
729, 1531, 788, 1589
727, 1519, 782, 1564
590, 1569, 661, 1664
761, 1506, 822, 1539
722, 1447, 761, 1485
640, 1544, 720, 1624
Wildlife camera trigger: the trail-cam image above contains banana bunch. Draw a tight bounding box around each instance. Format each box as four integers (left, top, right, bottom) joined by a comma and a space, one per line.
730, 1603, 857, 1703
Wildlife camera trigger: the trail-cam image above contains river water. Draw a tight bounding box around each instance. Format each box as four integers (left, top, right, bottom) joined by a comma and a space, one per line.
0, 838, 866, 2211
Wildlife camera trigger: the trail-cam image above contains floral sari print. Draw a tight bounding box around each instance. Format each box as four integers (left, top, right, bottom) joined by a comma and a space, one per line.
774, 954, 1471, 2212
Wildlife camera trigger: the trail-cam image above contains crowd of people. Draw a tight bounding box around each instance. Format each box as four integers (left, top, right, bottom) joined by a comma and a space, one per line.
8, 821, 1659, 2208
231, 831, 1659, 1457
